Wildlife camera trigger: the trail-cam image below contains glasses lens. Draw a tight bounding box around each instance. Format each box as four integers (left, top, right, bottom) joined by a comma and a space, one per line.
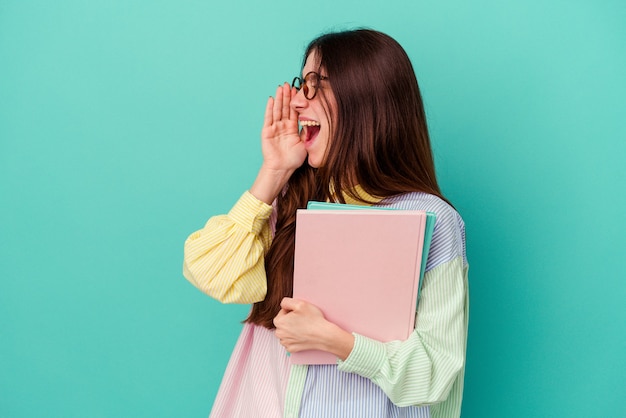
292, 76, 311, 98
293, 73, 322, 100
303, 72, 321, 100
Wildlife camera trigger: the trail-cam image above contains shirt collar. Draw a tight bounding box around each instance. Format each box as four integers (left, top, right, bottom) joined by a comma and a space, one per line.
340, 185, 383, 206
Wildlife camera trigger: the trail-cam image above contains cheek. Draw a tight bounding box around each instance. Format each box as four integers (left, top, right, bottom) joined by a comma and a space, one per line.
325, 108, 337, 140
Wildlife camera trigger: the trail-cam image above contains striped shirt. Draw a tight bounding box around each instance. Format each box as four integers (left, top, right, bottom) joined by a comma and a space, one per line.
183, 191, 468, 418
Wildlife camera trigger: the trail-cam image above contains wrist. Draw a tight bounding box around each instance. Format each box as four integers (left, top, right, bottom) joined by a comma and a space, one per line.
320, 323, 355, 361
250, 165, 294, 204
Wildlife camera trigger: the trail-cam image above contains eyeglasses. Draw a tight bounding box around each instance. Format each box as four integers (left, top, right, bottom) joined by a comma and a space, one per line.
292, 71, 329, 100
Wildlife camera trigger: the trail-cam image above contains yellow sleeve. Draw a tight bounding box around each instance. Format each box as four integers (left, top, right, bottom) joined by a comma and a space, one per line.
182, 191, 273, 304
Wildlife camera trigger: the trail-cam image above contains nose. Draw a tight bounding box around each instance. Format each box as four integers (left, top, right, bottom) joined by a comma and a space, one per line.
290, 87, 308, 113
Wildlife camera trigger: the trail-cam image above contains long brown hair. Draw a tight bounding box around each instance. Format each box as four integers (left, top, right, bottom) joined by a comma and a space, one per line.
246, 29, 449, 328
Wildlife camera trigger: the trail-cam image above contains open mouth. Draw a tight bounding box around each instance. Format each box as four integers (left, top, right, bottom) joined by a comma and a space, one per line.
300, 120, 321, 146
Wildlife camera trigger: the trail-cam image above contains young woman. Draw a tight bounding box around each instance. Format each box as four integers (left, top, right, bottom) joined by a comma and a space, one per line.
183, 29, 468, 418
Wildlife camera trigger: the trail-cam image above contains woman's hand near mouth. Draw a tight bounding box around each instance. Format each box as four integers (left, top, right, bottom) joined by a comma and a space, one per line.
251, 83, 307, 205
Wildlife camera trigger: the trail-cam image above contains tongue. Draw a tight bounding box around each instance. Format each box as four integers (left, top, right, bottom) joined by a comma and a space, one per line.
306, 126, 321, 142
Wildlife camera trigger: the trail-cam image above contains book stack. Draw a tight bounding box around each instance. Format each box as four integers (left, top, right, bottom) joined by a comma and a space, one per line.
290, 201, 435, 365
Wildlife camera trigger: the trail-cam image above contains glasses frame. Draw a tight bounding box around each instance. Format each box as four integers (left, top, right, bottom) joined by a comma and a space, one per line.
291, 71, 329, 100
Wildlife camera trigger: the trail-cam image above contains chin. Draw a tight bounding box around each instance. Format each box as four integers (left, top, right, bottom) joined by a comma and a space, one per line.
307, 157, 322, 168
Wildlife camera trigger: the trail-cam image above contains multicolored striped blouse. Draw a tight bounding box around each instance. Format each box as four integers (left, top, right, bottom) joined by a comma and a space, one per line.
183, 190, 468, 418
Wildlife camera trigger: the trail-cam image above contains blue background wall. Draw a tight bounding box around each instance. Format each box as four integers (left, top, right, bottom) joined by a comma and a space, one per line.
1, 1, 625, 417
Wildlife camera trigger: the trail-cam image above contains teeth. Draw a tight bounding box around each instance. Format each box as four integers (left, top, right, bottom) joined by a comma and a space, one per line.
300, 120, 320, 127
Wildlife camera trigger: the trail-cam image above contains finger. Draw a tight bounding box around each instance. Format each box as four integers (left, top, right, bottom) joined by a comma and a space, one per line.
273, 308, 287, 327
281, 82, 290, 120
273, 85, 283, 122
280, 297, 299, 312
264, 96, 274, 127
286, 344, 302, 353
289, 87, 298, 121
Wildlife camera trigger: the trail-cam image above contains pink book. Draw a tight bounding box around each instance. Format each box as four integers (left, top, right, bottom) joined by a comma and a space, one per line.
290, 209, 427, 365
